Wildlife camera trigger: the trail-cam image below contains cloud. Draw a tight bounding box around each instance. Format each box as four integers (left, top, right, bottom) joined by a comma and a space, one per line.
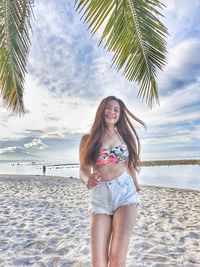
157, 39, 200, 94
0, 138, 47, 156
193, 125, 200, 139
28, 0, 99, 101
27, 0, 142, 104
24, 138, 47, 150
0, 146, 29, 155
162, 0, 200, 46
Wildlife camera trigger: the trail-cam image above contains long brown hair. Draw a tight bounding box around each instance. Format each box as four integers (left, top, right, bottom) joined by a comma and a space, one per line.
80, 96, 146, 170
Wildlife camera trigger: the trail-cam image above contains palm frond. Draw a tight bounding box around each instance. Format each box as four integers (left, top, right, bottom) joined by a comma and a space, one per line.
75, 0, 168, 107
0, 0, 34, 115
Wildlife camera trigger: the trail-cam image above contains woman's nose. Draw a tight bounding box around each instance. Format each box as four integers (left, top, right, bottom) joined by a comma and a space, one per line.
109, 109, 115, 114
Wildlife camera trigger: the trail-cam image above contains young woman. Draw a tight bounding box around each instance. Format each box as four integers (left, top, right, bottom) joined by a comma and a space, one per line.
79, 96, 145, 267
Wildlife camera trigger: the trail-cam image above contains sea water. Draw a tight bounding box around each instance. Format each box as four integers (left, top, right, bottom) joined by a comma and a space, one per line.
0, 162, 199, 190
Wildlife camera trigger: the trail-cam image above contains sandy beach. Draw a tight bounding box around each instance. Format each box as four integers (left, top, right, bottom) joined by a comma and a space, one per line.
0, 175, 199, 267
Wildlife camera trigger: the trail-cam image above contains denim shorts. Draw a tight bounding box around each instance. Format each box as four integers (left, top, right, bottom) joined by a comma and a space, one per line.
89, 171, 142, 215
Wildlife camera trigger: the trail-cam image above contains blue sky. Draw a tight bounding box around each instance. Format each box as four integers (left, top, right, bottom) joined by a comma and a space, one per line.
0, 0, 200, 163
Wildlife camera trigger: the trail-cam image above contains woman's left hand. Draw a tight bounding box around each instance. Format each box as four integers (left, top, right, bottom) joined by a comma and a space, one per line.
87, 171, 101, 189
136, 185, 141, 192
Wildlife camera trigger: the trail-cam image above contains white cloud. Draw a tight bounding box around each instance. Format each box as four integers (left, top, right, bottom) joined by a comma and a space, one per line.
157, 39, 200, 93
142, 132, 195, 145
193, 126, 200, 139
24, 138, 47, 150
0, 138, 47, 156
0, 146, 28, 154
162, 0, 200, 46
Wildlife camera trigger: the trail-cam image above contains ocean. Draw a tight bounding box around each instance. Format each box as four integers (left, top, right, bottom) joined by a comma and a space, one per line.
0, 162, 199, 190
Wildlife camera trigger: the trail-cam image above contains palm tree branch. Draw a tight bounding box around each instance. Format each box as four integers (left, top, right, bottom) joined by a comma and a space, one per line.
75, 0, 168, 107
0, 0, 33, 115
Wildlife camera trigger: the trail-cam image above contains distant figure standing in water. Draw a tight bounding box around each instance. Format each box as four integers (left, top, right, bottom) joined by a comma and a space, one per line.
79, 96, 146, 267
42, 165, 46, 176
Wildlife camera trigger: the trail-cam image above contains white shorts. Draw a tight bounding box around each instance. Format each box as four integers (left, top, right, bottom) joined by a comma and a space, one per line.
89, 171, 142, 215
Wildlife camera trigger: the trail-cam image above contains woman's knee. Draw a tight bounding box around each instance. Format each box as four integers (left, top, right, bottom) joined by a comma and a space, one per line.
91, 259, 108, 267
109, 252, 126, 267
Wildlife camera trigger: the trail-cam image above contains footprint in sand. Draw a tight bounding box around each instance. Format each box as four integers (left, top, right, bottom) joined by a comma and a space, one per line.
187, 232, 199, 239
0, 241, 9, 251
59, 227, 70, 233
25, 240, 46, 250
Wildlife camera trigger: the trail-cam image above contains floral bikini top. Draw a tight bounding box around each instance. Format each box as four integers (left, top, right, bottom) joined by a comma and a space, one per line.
96, 134, 129, 166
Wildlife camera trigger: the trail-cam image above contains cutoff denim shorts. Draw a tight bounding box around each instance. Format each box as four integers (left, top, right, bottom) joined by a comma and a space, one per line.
89, 171, 142, 215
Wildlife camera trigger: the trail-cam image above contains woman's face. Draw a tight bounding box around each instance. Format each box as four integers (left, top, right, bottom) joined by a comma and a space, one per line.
104, 100, 120, 126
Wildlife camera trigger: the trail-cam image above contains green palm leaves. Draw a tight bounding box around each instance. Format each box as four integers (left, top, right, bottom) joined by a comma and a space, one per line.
0, 0, 33, 115
0, 0, 168, 115
75, 0, 168, 106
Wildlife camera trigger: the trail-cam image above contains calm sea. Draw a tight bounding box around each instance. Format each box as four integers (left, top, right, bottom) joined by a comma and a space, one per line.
0, 163, 199, 190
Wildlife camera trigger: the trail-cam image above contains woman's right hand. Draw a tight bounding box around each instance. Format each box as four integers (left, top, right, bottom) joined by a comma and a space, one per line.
86, 171, 101, 189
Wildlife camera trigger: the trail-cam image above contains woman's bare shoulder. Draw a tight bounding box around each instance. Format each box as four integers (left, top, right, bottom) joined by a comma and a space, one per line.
80, 134, 90, 146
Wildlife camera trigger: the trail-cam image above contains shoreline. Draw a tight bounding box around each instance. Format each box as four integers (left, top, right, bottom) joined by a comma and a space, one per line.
0, 174, 199, 192
1, 159, 200, 167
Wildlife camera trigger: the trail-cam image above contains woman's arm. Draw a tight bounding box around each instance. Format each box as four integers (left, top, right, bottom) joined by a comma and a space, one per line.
126, 163, 141, 192
79, 135, 91, 185
79, 135, 100, 189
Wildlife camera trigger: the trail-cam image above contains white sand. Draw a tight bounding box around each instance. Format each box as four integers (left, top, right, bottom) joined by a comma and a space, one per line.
0, 175, 199, 267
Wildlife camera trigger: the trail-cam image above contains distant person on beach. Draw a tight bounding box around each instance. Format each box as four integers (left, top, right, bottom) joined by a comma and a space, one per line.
42, 165, 46, 176
79, 96, 145, 267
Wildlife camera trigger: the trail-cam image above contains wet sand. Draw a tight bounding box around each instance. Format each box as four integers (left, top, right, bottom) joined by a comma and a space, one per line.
0, 175, 199, 266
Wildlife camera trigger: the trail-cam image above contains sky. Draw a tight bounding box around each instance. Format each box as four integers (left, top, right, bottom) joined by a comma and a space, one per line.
0, 0, 200, 163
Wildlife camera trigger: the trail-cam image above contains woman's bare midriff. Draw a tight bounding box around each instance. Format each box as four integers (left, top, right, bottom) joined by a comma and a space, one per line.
94, 163, 128, 181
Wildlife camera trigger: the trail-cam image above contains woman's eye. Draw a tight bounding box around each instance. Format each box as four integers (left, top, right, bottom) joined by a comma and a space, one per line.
105, 106, 119, 112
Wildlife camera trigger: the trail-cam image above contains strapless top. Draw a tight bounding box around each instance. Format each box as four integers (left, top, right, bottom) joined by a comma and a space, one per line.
96, 143, 129, 166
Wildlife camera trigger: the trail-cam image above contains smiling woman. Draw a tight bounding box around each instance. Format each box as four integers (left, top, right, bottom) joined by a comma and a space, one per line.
79, 95, 146, 267
104, 100, 120, 126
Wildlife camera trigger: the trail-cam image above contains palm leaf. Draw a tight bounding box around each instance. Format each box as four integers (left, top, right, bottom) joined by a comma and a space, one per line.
0, 0, 34, 115
75, 0, 168, 106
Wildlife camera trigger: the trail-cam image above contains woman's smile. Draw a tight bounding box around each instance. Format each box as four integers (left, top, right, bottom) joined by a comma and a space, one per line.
104, 100, 120, 124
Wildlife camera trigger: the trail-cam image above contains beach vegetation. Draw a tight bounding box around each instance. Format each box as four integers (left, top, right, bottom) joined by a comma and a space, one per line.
141, 159, 200, 167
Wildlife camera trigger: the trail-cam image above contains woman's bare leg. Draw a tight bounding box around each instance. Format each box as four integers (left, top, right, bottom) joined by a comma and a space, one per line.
109, 204, 137, 267
90, 213, 113, 267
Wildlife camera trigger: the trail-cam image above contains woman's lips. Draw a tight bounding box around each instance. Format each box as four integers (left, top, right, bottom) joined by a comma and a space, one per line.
105, 114, 115, 119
